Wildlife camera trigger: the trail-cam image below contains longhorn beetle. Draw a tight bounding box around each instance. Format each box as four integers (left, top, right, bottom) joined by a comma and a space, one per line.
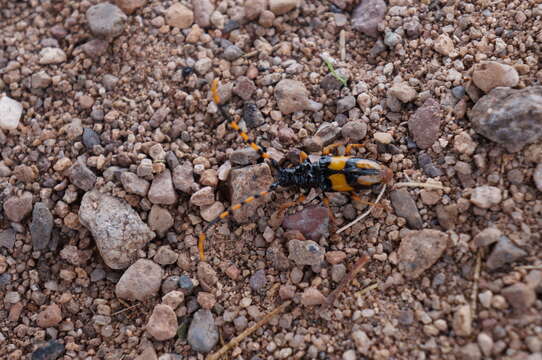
198, 79, 393, 260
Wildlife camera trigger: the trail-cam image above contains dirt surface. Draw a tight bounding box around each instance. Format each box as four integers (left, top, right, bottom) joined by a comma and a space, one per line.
1, 0, 541, 359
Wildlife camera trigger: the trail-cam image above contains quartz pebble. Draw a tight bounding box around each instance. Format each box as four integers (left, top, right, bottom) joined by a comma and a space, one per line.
275, 79, 319, 114
470, 186, 502, 209
0, 96, 23, 130
472, 61, 519, 93
301, 287, 326, 306
148, 170, 177, 205
38, 47, 67, 64
165, 3, 194, 29
115, 259, 163, 301
86, 2, 127, 38
398, 229, 448, 279
192, 0, 214, 28
287, 240, 325, 266
120, 172, 150, 197
269, 0, 299, 15
79, 190, 155, 269
146, 304, 178, 341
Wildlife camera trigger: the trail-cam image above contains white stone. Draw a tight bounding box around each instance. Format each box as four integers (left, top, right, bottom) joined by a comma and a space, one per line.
38, 47, 67, 64
0, 96, 23, 130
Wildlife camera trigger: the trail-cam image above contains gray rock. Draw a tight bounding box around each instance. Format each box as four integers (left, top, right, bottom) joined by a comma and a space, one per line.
120, 171, 150, 197
146, 304, 178, 341
223, 45, 243, 61
115, 259, 163, 300
38, 47, 67, 65
31, 340, 65, 360
472, 61, 519, 93
233, 76, 256, 100
390, 189, 423, 229
275, 79, 319, 114
469, 86, 542, 152
0, 229, 16, 249
288, 239, 325, 266
398, 229, 449, 279
148, 205, 174, 237
30, 202, 53, 251
187, 309, 219, 353
82, 128, 101, 149
81, 39, 109, 58
283, 207, 330, 241
173, 162, 198, 194
352, 0, 386, 38
86, 2, 127, 38
79, 190, 155, 269
486, 236, 527, 270
31, 71, 52, 89
384, 31, 402, 47
501, 283, 536, 311
148, 170, 177, 205
3, 192, 33, 223
250, 269, 267, 292
230, 147, 260, 165
470, 186, 502, 209
336, 96, 356, 113
229, 163, 273, 223
193, 0, 214, 27
408, 98, 442, 149
473, 227, 501, 248
341, 120, 367, 142
243, 103, 265, 128
69, 161, 96, 191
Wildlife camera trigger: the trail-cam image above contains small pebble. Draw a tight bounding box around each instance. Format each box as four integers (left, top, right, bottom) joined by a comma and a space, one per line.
115, 259, 163, 301
0, 96, 23, 130
187, 309, 219, 353
146, 304, 178, 341
86, 3, 127, 38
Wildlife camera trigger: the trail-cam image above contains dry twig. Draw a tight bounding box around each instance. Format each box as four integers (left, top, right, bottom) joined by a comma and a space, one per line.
470, 250, 482, 319
337, 184, 386, 234
112, 303, 141, 316
207, 301, 291, 360
322, 255, 370, 309
394, 181, 450, 191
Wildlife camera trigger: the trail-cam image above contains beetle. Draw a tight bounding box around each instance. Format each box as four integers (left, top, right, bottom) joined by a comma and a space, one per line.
198, 79, 393, 260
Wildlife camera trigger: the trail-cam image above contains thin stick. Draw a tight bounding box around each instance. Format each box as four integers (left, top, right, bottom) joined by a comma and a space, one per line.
339, 30, 346, 61
207, 301, 291, 360
322, 255, 370, 309
394, 182, 450, 191
337, 185, 386, 234
470, 250, 482, 320
515, 265, 542, 270
112, 303, 141, 316
356, 282, 378, 297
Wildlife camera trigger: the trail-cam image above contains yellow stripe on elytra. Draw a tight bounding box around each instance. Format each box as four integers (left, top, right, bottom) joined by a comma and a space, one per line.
211, 79, 220, 104
356, 159, 380, 169
329, 173, 354, 192
328, 156, 349, 171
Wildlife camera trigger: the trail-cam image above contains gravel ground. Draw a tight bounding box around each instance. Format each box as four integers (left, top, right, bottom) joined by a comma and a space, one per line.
1, 0, 541, 359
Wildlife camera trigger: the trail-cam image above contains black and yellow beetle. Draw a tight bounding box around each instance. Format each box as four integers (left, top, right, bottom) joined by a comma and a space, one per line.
198, 79, 393, 260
